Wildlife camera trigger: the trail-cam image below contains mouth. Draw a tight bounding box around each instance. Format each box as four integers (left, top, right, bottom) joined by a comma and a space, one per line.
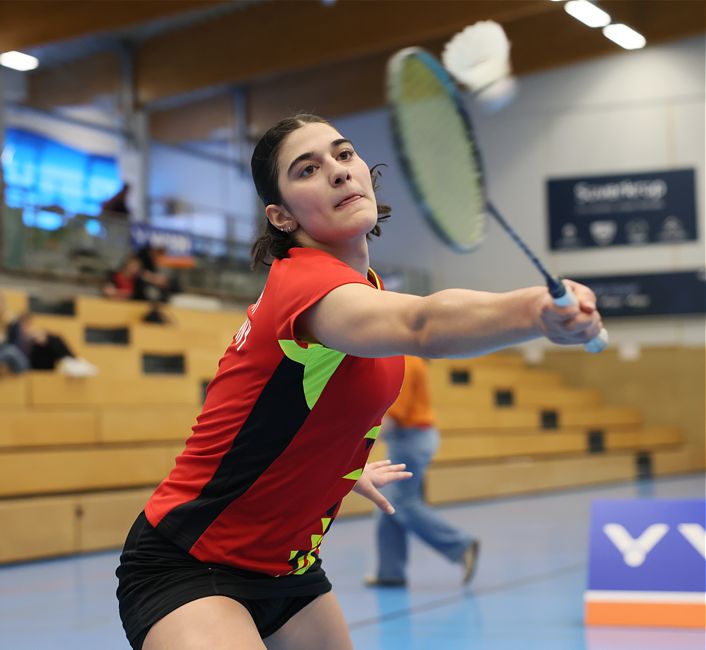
335, 193, 364, 208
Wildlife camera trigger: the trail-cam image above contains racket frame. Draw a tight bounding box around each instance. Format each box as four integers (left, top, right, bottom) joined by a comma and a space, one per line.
387, 47, 489, 254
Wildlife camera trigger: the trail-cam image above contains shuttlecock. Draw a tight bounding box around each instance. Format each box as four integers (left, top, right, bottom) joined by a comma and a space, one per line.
442, 20, 517, 112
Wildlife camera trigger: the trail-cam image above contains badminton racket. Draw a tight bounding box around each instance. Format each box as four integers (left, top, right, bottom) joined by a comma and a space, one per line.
386, 47, 607, 353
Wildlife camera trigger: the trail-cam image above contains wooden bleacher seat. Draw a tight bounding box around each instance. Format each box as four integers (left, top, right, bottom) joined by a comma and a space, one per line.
29, 374, 201, 407
2, 288, 28, 315
99, 406, 197, 442
0, 443, 182, 497
0, 487, 154, 562
0, 409, 98, 447
0, 375, 28, 406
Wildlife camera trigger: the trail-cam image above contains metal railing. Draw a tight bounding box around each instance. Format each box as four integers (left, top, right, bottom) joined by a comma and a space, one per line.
0, 203, 267, 301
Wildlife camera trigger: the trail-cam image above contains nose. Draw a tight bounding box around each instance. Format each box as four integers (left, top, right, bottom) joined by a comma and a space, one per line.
330, 160, 350, 186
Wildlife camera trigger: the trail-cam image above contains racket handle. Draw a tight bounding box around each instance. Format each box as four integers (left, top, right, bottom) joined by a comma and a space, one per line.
551, 282, 608, 353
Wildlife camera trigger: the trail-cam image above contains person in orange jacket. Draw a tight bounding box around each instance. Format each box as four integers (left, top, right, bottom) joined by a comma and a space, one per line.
366, 355, 479, 587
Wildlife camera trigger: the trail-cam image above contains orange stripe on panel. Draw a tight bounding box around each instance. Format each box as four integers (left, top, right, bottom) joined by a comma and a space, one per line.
585, 601, 706, 629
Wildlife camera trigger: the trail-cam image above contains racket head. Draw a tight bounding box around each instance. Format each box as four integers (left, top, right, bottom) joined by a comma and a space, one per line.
386, 47, 488, 253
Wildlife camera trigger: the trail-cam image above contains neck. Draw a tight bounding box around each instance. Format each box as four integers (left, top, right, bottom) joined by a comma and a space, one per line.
296, 234, 370, 277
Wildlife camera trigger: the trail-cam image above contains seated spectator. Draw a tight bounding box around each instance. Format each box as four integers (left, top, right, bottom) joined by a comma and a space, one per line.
100, 182, 131, 219
7, 313, 98, 378
137, 244, 182, 302
103, 255, 147, 301
0, 292, 29, 375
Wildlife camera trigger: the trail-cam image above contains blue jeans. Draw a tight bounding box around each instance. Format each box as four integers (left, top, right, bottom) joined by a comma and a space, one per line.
373, 425, 473, 581
0, 343, 29, 374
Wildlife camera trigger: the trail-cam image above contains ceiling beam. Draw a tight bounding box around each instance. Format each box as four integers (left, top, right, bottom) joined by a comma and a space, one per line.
136, 0, 558, 105
150, 93, 237, 143
0, 0, 229, 52
25, 50, 121, 110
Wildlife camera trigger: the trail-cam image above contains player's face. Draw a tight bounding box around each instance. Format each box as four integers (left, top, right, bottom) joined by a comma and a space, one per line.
274, 122, 378, 245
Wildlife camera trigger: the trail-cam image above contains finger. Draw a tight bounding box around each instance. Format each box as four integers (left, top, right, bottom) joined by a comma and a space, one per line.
378, 471, 413, 486
366, 485, 396, 514
579, 299, 597, 314
367, 459, 392, 470
378, 462, 407, 473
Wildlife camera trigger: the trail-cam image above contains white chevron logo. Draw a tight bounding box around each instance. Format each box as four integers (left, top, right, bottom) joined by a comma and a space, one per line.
603, 523, 669, 567
677, 524, 706, 559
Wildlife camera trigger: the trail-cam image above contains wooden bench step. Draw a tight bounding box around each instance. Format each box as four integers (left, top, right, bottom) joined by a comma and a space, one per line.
29, 374, 201, 406
430, 385, 602, 408
2, 289, 28, 314
131, 323, 232, 354
0, 487, 153, 563
436, 427, 680, 463
369, 427, 681, 464
76, 295, 245, 330
0, 410, 98, 446
0, 444, 182, 497
436, 405, 642, 430
430, 354, 526, 370
426, 452, 638, 503
0, 376, 29, 407
429, 365, 565, 390
99, 406, 197, 442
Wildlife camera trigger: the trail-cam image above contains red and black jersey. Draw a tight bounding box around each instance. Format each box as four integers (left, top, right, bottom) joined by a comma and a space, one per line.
145, 247, 404, 576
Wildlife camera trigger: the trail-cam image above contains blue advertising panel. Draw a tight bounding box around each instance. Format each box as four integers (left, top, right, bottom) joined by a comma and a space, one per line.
587, 499, 706, 593
572, 270, 706, 317
548, 169, 698, 250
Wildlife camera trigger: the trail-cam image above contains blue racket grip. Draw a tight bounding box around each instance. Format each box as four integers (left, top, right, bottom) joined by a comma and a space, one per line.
552, 282, 608, 353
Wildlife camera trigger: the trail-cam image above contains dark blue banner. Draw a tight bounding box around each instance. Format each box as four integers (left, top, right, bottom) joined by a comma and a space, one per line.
572, 270, 706, 317
130, 223, 193, 258
548, 169, 698, 250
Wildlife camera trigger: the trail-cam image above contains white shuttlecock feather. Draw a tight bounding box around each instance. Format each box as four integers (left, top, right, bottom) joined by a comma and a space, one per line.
442, 21, 512, 91
442, 20, 517, 112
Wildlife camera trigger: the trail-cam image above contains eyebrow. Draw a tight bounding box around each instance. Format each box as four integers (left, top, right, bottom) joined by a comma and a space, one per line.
286, 138, 353, 176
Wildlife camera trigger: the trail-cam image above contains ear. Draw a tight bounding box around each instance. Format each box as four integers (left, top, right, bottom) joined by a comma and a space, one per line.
265, 204, 296, 233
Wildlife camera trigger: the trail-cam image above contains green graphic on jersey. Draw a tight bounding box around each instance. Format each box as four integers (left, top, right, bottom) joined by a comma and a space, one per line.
343, 468, 363, 481
279, 340, 346, 409
288, 549, 317, 575
365, 425, 380, 441
286, 516, 334, 575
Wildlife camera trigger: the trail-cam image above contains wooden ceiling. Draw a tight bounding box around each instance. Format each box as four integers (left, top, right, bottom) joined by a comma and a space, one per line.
2, 0, 704, 141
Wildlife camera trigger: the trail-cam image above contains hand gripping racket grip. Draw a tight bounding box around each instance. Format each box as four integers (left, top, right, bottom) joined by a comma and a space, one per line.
551, 282, 608, 353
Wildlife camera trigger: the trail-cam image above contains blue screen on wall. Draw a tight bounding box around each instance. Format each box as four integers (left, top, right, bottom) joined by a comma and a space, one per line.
2, 127, 121, 230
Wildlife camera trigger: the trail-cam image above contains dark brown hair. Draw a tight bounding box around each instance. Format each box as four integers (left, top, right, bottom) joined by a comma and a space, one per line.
250, 113, 390, 268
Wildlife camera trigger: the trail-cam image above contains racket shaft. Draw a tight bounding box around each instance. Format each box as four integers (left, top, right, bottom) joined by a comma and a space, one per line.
486, 204, 607, 353
487, 204, 561, 294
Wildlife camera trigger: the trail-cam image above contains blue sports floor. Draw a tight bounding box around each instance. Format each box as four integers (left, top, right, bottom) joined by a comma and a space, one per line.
1, 474, 704, 649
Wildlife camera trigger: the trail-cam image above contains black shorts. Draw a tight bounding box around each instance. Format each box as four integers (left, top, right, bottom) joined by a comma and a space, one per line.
116, 512, 332, 650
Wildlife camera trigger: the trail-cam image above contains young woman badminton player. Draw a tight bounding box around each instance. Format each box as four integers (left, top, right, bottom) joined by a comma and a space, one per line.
116, 114, 604, 650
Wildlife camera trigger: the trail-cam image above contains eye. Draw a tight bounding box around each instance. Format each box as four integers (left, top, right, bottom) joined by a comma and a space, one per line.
338, 149, 355, 161
299, 164, 317, 178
